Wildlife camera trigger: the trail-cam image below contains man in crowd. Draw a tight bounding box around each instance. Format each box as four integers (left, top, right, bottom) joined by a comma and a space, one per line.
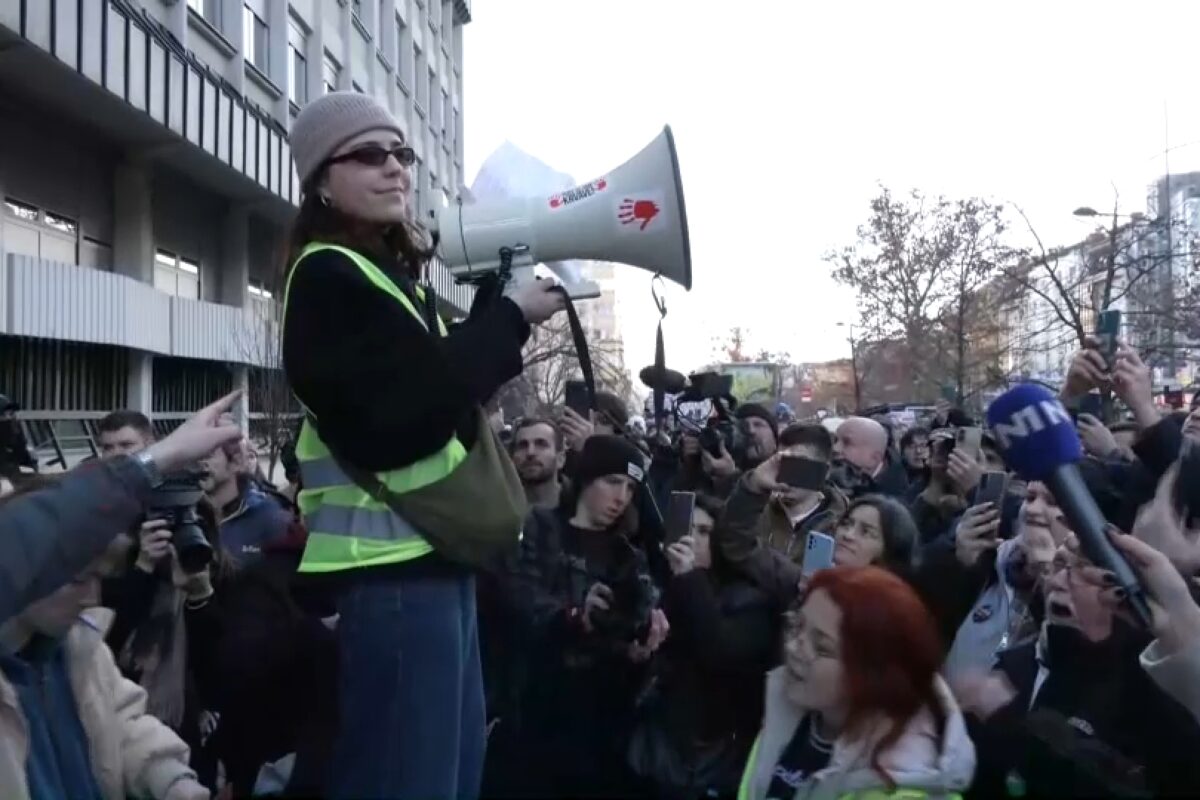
734, 403, 779, 469
511, 417, 566, 509
830, 415, 908, 498
199, 439, 293, 565
751, 423, 847, 566
98, 410, 155, 457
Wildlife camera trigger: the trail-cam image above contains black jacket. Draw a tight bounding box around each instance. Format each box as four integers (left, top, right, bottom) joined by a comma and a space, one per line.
282, 248, 530, 472
967, 625, 1200, 798
505, 506, 655, 796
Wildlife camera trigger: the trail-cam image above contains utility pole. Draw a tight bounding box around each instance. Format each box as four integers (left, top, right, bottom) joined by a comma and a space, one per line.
1165, 101, 1177, 380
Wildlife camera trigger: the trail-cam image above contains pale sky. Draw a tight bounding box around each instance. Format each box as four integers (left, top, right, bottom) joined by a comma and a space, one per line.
464, 0, 1200, 378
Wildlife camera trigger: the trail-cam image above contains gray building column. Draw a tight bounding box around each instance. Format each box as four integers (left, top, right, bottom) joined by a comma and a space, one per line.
112, 158, 154, 283
127, 351, 153, 415
220, 205, 250, 308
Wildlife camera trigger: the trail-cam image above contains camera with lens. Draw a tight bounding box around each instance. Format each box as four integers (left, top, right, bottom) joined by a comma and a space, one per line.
145, 468, 213, 575
590, 539, 656, 644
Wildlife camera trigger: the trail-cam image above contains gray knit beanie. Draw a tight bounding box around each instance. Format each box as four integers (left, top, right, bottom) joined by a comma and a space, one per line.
290, 91, 405, 187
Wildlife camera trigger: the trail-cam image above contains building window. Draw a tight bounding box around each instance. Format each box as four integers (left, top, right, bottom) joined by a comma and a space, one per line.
44, 211, 77, 235
248, 281, 273, 300
395, 14, 412, 86
440, 88, 449, 135
287, 18, 308, 105
154, 250, 200, 300
352, 80, 364, 93
351, 0, 363, 22
323, 53, 340, 94
427, 69, 437, 130
243, 4, 269, 72
414, 44, 427, 108
4, 198, 39, 223
187, 0, 221, 27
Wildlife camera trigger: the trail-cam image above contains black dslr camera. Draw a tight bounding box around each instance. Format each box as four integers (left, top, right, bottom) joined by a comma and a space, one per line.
590, 538, 656, 644
145, 468, 214, 574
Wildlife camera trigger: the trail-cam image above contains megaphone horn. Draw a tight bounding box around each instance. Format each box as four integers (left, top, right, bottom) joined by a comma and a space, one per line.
436, 125, 693, 292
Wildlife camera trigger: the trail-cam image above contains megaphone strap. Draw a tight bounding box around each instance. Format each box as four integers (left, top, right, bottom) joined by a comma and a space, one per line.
547, 285, 598, 415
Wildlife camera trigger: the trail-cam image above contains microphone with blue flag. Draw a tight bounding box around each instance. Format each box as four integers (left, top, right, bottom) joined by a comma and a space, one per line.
987, 383, 1152, 628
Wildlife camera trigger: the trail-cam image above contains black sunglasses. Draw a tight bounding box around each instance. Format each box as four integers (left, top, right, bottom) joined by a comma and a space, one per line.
327, 143, 416, 168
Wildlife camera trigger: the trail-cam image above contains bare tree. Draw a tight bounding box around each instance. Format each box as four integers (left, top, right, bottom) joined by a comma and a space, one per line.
829, 186, 1013, 402
1001, 198, 1193, 377
234, 297, 299, 481
513, 314, 632, 413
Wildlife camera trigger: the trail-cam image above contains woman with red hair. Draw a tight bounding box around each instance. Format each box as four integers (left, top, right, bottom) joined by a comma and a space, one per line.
739, 567, 975, 800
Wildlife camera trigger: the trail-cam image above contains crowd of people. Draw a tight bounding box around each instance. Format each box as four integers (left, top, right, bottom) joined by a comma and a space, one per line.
6, 82, 1200, 800
5, 339, 1200, 798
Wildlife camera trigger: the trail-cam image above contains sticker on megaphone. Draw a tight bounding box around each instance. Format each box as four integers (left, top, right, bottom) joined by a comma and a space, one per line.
616, 191, 665, 233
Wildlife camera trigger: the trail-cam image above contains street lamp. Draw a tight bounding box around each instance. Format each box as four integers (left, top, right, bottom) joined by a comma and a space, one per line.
837, 322, 862, 412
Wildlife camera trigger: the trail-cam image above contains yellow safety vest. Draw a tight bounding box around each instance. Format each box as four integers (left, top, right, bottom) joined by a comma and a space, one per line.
282, 242, 468, 573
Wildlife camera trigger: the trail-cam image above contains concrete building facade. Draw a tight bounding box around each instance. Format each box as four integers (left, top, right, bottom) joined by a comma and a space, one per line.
0, 0, 471, 463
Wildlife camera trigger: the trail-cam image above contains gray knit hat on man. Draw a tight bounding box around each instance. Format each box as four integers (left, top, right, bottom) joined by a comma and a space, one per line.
290, 91, 405, 186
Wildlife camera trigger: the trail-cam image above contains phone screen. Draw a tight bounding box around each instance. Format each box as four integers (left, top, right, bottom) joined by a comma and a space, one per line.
802, 532, 836, 576
663, 492, 696, 545
778, 456, 830, 491
1096, 309, 1122, 368
563, 380, 590, 419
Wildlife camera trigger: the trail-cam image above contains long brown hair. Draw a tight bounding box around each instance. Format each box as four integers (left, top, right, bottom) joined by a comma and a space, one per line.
283, 165, 438, 286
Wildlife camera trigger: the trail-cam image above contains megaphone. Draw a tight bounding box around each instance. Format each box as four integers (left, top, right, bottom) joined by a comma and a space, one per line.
435, 126, 692, 296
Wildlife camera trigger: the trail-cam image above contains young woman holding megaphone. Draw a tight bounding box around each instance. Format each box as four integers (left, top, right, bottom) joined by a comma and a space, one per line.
281, 91, 564, 799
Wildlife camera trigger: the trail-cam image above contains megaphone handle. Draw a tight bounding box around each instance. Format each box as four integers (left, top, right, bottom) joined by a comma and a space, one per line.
548, 285, 598, 415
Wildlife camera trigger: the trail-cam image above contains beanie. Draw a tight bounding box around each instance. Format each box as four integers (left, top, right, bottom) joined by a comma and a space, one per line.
735, 403, 779, 442
290, 91, 405, 186
574, 435, 645, 489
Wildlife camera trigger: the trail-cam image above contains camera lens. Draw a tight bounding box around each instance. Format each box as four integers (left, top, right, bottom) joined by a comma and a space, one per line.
172, 508, 214, 574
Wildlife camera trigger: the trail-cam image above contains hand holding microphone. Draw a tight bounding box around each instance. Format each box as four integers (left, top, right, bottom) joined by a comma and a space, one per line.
987, 383, 1153, 628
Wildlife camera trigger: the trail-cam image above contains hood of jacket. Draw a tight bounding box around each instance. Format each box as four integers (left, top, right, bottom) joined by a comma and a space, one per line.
742, 666, 975, 800
0, 608, 200, 800
757, 484, 849, 560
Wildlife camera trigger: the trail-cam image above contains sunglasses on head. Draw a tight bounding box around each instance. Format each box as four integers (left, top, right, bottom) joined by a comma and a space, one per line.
326, 143, 416, 168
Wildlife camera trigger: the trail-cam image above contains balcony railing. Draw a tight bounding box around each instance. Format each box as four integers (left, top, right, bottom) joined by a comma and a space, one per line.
2, 254, 277, 366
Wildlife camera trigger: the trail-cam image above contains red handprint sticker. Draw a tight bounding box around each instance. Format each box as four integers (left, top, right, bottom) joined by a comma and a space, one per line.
618, 198, 660, 231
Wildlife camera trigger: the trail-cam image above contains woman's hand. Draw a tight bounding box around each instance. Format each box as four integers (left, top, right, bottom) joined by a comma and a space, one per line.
1061, 339, 1108, 401
559, 408, 594, 452
956, 502, 1001, 568
1107, 530, 1200, 655
1112, 344, 1159, 428
508, 278, 566, 324
666, 535, 697, 576
947, 449, 983, 495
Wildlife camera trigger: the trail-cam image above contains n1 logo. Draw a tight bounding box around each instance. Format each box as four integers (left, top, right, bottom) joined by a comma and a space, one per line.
992, 399, 1072, 449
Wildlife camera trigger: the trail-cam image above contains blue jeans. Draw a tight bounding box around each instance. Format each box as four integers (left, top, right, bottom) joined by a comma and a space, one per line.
328, 568, 485, 800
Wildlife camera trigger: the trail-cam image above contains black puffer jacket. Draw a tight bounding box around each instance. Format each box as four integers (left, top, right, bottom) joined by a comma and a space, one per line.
967, 624, 1200, 799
